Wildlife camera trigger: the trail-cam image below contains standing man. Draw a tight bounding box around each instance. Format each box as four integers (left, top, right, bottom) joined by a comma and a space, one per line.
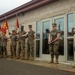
72, 27, 75, 68
48, 23, 60, 64
17, 26, 26, 60
1, 32, 8, 58
0, 29, 2, 58
9, 30, 17, 58
27, 25, 35, 60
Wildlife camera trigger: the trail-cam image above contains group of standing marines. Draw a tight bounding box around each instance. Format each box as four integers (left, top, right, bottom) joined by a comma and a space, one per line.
0, 25, 35, 60
0, 23, 60, 63
0, 22, 75, 67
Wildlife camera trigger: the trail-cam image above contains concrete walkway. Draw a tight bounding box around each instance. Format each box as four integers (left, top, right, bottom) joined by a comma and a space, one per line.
7, 58, 75, 73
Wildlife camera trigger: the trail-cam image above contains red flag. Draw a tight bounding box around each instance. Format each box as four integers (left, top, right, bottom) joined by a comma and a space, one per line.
16, 18, 19, 29
1, 20, 8, 33
1, 27, 6, 33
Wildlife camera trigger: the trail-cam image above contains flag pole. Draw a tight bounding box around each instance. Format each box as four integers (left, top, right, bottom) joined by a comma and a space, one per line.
16, 14, 18, 33
16, 14, 19, 33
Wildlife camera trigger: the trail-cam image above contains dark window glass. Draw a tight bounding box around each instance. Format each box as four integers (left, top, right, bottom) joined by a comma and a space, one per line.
67, 14, 74, 36
36, 40, 40, 57
67, 39, 74, 61
42, 21, 50, 54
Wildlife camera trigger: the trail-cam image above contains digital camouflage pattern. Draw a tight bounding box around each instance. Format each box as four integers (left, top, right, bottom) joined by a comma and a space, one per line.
50, 29, 59, 63
17, 30, 26, 59
27, 30, 35, 59
1, 35, 8, 57
10, 34, 17, 58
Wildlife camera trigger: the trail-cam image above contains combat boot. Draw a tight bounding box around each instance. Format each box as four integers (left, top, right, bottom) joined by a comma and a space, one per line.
72, 65, 75, 68
10, 56, 13, 58
0, 55, 3, 58
50, 59, 54, 63
4, 55, 7, 58
26, 57, 29, 60
55, 59, 59, 64
16, 54, 20, 59
16, 56, 20, 59
30, 58, 34, 61
13, 56, 16, 59
21, 56, 25, 60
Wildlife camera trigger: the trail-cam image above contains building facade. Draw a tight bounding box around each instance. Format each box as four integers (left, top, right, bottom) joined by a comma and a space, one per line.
0, 0, 75, 63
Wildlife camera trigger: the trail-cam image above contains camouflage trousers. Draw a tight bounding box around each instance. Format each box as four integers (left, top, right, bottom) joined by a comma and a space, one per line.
18, 42, 25, 58
0, 46, 2, 55
1, 46, 7, 57
50, 44, 59, 59
27, 41, 34, 59
10, 45, 16, 57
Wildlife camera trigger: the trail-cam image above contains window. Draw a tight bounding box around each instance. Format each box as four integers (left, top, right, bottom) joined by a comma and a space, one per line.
67, 14, 74, 36
55, 18, 64, 55
67, 39, 74, 61
36, 21, 41, 39
36, 21, 41, 57
42, 20, 50, 54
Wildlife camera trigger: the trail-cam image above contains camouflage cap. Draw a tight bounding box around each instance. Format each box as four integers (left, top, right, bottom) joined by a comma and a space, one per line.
28, 25, 32, 28
21, 25, 24, 28
52, 23, 57, 26
12, 30, 16, 33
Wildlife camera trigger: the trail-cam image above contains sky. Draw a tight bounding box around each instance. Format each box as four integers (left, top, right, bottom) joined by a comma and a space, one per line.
0, 0, 31, 15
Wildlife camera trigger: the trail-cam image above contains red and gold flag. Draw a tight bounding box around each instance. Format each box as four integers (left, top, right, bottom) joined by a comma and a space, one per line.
1, 20, 8, 33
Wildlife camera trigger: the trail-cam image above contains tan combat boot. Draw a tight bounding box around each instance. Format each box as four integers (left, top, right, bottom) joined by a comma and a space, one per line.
50, 58, 54, 63
26, 58, 29, 60
12, 54, 16, 59
16, 55, 20, 59
30, 57, 34, 61
5, 55, 7, 58
21, 56, 25, 60
55, 59, 59, 64
72, 64, 75, 68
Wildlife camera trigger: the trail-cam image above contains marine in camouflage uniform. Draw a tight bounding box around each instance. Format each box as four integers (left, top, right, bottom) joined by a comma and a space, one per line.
72, 27, 75, 68
48, 23, 60, 64
9, 30, 17, 58
27, 25, 35, 60
17, 26, 26, 60
1, 32, 8, 58
0, 30, 2, 57
0, 31, 2, 57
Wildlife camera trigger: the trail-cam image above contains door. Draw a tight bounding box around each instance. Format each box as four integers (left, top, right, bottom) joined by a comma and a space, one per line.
67, 13, 74, 61
53, 15, 65, 61
41, 19, 52, 60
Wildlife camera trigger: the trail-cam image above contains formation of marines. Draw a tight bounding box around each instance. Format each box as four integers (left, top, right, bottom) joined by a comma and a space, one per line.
0, 25, 35, 61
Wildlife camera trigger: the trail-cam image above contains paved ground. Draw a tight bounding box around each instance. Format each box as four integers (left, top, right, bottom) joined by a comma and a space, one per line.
0, 58, 75, 75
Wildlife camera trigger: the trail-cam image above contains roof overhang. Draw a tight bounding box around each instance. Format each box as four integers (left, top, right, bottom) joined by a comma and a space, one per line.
0, 0, 57, 22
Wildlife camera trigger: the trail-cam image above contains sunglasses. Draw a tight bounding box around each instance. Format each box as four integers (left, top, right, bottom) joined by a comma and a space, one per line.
52, 26, 56, 27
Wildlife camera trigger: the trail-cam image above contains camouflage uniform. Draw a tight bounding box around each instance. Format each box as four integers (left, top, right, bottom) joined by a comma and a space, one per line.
17, 30, 26, 59
27, 30, 35, 60
10, 31, 17, 58
1, 33, 8, 58
0, 32, 2, 57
